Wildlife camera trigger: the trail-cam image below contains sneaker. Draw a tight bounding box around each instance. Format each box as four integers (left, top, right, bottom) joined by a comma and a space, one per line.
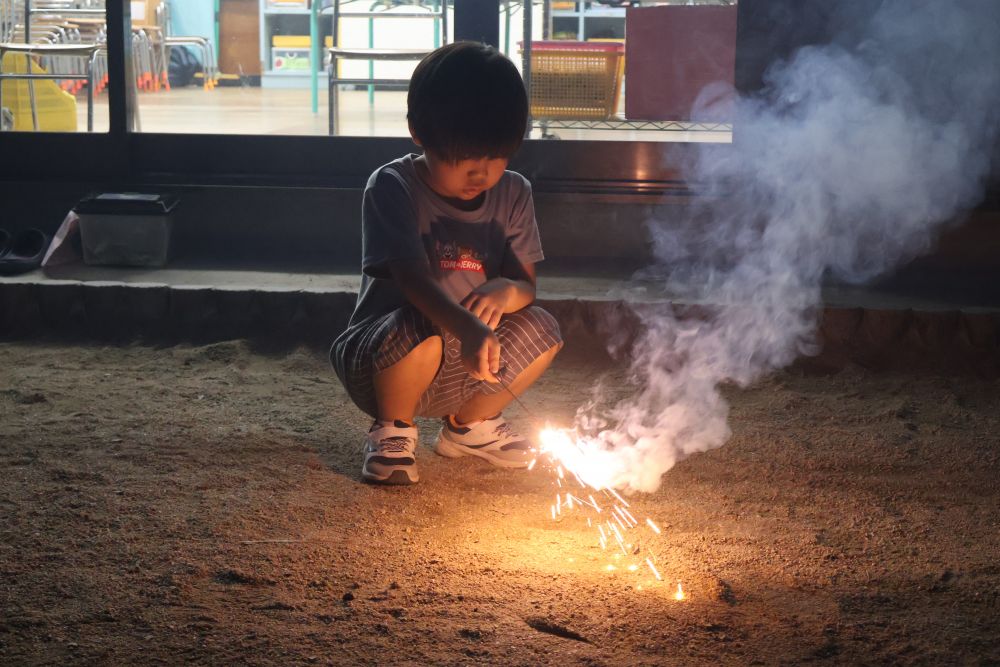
435, 415, 533, 468
362, 420, 419, 485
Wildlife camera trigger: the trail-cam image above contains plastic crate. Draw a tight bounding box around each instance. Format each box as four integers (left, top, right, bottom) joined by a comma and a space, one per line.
524, 41, 624, 120
74, 193, 178, 268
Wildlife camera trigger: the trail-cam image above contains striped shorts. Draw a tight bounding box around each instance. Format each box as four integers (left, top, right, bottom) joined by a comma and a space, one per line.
331, 305, 562, 418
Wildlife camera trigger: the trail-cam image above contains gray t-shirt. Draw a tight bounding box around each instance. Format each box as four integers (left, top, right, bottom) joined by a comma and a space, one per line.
345, 153, 544, 330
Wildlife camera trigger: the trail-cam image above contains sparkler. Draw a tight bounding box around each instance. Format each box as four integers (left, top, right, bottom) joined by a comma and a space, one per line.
529, 426, 683, 596
498, 378, 683, 597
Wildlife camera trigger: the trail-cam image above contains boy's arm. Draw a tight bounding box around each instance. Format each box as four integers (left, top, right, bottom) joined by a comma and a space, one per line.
460, 254, 537, 330
388, 259, 501, 383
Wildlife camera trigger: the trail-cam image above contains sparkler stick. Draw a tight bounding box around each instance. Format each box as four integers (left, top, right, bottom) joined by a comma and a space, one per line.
497, 375, 542, 423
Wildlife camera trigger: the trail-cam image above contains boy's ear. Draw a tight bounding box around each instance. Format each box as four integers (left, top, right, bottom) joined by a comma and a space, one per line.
407, 121, 423, 148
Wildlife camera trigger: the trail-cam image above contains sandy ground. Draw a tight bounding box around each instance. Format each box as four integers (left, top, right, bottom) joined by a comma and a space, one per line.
1, 340, 998, 666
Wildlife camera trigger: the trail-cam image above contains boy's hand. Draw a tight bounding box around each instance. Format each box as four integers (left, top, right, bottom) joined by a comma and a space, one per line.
461, 279, 513, 330
459, 319, 501, 383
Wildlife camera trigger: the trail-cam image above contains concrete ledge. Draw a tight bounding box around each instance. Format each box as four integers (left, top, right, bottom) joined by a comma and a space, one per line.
2, 267, 999, 375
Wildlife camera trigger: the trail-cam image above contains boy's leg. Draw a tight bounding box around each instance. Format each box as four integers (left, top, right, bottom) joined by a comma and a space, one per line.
363, 333, 443, 485
373, 334, 443, 423
453, 341, 560, 424
333, 306, 443, 485
434, 306, 563, 467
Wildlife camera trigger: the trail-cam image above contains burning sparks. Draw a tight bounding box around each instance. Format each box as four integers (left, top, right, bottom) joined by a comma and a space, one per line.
534, 428, 685, 597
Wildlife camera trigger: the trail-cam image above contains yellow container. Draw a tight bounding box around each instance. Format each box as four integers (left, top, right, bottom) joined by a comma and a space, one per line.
272, 35, 333, 48
0, 53, 78, 132
523, 41, 624, 120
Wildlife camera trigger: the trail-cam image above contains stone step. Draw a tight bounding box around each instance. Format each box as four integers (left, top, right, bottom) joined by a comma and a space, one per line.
2, 267, 999, 375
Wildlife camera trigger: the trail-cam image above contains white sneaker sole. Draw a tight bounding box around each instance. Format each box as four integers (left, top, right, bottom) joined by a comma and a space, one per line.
361, 461, 419, 485
434, 432, 531, 469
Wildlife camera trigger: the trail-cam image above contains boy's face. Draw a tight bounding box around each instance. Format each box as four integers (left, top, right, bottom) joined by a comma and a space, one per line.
419, 151, 509, 201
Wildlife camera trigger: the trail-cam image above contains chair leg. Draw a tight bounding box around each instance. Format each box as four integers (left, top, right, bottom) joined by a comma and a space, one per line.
86, 67, 94, 131
26, 55, 39, 131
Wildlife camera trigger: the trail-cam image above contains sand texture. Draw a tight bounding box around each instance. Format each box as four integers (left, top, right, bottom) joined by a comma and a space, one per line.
1, 341, 998, 665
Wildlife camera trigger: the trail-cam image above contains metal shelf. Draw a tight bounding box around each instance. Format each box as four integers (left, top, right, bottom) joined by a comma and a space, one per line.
262, 5, 310, 16
263, 7, 312, 15
551, 8, 626, 18
533, 118, 733, 132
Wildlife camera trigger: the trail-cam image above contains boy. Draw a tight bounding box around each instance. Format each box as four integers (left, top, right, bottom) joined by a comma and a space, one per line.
331, 42, 563, 485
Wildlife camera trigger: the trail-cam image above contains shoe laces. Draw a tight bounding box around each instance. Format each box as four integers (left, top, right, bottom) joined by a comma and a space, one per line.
378, 435, 413, 454
493, 421, 517, 440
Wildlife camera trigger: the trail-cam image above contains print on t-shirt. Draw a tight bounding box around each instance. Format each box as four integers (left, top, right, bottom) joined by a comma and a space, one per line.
423, 218, 507, 300
436, 239, 485, 273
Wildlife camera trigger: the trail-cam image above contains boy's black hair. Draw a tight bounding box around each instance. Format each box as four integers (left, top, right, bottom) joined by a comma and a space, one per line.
407, 42, 528, 162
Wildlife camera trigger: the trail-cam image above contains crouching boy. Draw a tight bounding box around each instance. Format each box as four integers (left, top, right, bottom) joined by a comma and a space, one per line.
331, 42, 562, 485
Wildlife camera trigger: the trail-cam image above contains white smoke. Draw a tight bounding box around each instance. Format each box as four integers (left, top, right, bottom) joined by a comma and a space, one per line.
577, 0, 1000, 493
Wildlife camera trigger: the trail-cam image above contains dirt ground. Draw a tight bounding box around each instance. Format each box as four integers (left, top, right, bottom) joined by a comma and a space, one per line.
1, 339, 998, 666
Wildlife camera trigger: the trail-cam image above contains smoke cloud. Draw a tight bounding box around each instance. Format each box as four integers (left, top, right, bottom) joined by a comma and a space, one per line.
578, 0, 1000, 493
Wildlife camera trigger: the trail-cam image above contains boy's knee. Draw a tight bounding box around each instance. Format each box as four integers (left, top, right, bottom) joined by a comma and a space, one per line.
409, 334, 443, 361
404, 336, 444, 364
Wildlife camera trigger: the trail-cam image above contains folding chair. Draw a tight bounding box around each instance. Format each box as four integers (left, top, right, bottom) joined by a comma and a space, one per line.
325, 0, 448, 135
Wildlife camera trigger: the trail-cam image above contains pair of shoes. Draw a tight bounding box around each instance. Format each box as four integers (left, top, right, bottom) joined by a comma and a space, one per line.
0, 228, 50, 276
361, 415, 533, 485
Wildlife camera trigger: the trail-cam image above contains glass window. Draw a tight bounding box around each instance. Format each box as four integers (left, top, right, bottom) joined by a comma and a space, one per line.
0, 0, 111, 132
131, 0, 451, 136
2, 1, 733, 141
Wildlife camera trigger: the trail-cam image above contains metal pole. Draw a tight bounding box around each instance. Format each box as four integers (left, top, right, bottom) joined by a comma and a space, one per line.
0, 54, 5, 131
24, 0, 36, 130
86, 54, 94, 132
522, 0, 532, 136
27, 49, 37, 131
214, 0, 220, 64
310, 0, 319, 114
503, 0, 510, 55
